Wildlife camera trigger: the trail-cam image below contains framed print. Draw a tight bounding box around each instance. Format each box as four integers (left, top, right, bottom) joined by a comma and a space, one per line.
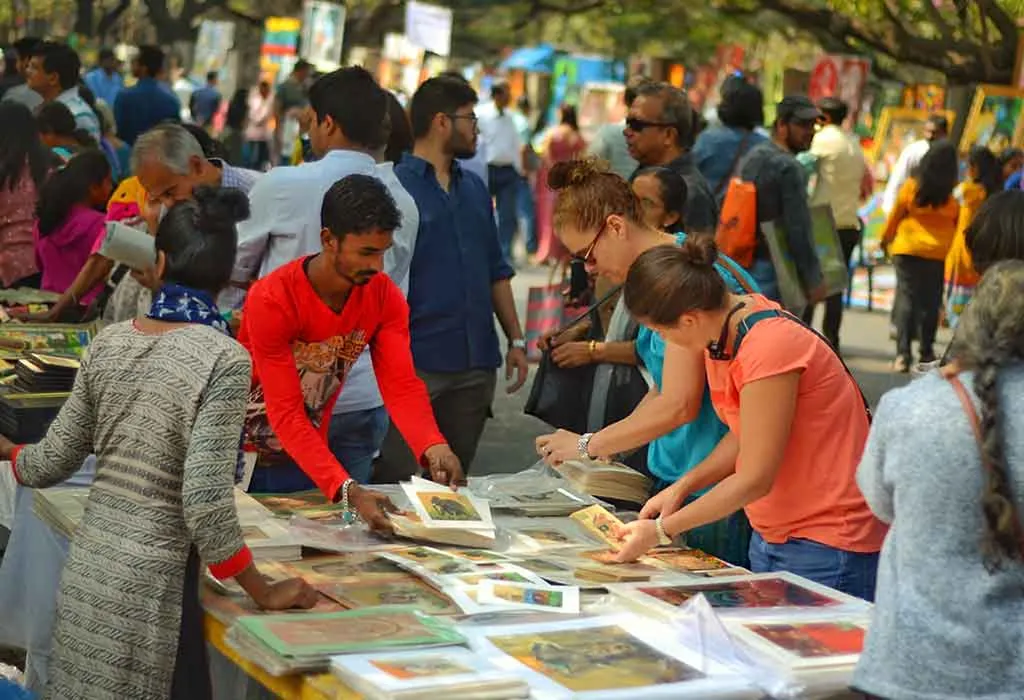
959, 84, 1024, 155
869, 107, 956, 181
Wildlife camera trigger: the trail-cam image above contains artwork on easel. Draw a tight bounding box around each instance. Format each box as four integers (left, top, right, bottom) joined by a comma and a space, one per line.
959, 84, 1024, 155
869, 107, 956, 182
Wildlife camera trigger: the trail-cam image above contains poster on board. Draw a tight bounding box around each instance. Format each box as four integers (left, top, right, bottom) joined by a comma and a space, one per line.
404, 1, 453, 57
301, 1, 346, 71
808, 54, 871, 124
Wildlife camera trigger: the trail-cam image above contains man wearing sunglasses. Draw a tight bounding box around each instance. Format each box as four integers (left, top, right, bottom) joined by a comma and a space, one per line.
625, 82, 718, 235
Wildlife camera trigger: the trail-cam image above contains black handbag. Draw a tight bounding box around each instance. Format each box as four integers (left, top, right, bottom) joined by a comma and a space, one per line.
524, 285, 624, 433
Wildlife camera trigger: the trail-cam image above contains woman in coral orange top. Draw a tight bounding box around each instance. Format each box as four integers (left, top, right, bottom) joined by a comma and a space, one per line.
945, 146, 1001, 326
614, 237, 885, 601
881, 140, 960, 372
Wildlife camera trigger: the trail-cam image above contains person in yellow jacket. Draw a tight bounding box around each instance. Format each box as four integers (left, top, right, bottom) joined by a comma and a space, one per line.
881, 140, 960, 372
945, 146, 1001, 326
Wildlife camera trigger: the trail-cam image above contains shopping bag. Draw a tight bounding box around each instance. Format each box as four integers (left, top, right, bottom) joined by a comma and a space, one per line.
716, 178, 758, 267
761, 221, 808, 315
524, 284, 572, 363
809, 205, 850, 298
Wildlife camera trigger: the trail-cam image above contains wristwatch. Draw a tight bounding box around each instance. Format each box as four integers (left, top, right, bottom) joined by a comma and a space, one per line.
509, 338, 526, 351
578, 432, 594, 460
654, 516, 674, 546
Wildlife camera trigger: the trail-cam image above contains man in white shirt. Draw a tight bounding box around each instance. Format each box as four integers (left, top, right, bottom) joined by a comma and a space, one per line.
477, 82, 523, 263
881, 114, 948, 215
26, 41, 100, 141
803, 97, 867, 351
228, 66, 420, 484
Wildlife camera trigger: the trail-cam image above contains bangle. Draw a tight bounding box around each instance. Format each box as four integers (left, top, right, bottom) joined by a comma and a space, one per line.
340, 479, 357, 525
588, 340, 597, 358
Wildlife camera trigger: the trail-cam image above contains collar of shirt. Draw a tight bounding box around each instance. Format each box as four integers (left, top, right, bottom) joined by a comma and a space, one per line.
57, 86, 82, 104
401, 152, 463, 181
209, 158, 261, 193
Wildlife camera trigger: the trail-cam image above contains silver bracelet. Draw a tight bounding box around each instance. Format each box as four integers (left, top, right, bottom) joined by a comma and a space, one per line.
340, 479, 357, 525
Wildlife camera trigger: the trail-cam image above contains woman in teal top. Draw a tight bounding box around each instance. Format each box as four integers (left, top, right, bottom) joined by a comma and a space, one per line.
537, 162, 757, 565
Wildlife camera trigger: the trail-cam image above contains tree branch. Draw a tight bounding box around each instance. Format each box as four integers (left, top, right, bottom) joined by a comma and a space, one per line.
97, 0, 131, 36
975, 0, 1018, 41
921, 0, 955, 42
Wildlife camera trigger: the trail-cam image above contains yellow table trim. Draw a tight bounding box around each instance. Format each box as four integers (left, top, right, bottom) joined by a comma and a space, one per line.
204, 613, 361, 700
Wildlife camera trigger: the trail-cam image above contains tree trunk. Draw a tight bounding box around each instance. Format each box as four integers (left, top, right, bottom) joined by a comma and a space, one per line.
74, 0, 94, 36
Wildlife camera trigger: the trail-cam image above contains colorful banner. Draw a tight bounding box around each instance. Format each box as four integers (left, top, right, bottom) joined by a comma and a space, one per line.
808, 54, 871, 123
261, 17, 301, 85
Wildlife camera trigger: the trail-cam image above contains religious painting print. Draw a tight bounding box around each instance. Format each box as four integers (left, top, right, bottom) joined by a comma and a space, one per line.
513, 558, 574, 575
486, 625, 702, 691
292, 554, 407, 581
728, 619, 867, 669
617, 573, 864, 615
960, 84, 1024, 155
569, 505, 624, 548
317, 578, 461, 615
418, 492, 482, 522
370, 655, 475, 680
444, 548, 513, 563
239, 607, 464, 657
644, 548, 731, 572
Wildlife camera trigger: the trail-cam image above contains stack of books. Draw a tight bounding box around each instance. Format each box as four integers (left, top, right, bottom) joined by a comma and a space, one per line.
0, 391, 68, 443
330, 647, 530, 699
226, 606, 466, 676
553, 458, 652, 504
13, 354, 79, 393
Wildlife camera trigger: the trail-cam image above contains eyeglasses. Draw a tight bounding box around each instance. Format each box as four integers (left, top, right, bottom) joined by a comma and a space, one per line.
446, 113, 478, 125
573, 222, 608, 263
625, 117, 673, 132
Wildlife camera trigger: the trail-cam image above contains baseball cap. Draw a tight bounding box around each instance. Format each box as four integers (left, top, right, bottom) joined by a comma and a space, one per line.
777, 95, 822, 123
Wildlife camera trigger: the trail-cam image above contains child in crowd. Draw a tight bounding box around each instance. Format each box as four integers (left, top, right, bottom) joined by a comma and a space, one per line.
35, 101, 97, 163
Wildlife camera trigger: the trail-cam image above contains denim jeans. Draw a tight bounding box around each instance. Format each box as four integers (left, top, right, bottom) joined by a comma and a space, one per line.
748, 531, 879, 601
248, 406, 389, 493
516, 175, 538, 254
489, 164, 520, 264
327, 405, 390, 485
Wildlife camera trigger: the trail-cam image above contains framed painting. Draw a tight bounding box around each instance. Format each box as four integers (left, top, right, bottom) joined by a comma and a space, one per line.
869, 107, 956, 182
959, 84, 1024, 155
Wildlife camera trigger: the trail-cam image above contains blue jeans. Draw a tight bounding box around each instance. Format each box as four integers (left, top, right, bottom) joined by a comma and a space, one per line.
747, 257, 780, 302
516, 175, 537, 254
327, 405, 390, 484
748, 532, 879, 602
489, 164, 520, 263
248, 406, 389, 493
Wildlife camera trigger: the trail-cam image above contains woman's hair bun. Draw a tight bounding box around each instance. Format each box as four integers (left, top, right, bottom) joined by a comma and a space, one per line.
193, 185, 250, 232
547, 157, 610, 191
679, 234, 719, 268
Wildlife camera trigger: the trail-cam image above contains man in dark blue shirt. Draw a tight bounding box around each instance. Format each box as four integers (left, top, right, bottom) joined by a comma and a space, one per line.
114, 45, 180, 145
189, 71, 222, 128
375, 76, 529, 482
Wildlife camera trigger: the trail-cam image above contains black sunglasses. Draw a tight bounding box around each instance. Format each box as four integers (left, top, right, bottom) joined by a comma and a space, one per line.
625, 117, 673, 132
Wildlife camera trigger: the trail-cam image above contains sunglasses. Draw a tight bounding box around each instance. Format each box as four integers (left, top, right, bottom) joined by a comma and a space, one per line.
573, 222, 608, 263
625, 117, 673, 132
446, 113, 479, 125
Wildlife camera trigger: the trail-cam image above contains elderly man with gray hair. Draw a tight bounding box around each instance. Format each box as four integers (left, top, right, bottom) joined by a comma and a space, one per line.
624, 81, 719, 234
43, 122, 260, 323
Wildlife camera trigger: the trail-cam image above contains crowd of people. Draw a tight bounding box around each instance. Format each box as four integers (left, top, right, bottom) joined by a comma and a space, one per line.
0, 33, 1021, 700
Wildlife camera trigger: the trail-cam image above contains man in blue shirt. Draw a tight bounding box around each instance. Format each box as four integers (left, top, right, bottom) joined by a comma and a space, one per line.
84, 48, 123, 107
26, 41, 100, 142
189, 71, 222, 128
114, 45, 180, 145
375, 76, 529, 481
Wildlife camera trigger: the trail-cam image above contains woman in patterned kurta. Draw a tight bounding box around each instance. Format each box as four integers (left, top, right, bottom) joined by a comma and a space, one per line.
0, 187, 316, 699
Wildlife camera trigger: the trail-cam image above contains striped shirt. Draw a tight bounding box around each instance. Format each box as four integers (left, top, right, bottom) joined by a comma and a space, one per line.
57, 88, 101, 142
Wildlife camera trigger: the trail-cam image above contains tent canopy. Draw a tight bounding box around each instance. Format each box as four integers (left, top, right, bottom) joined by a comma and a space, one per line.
501, 44, 556, 73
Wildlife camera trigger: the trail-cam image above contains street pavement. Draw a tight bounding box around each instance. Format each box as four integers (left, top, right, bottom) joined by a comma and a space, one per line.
472, 264, 944, 477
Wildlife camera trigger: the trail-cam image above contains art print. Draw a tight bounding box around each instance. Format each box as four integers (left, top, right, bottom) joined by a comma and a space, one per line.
445, 548, 512, 563
960, 84, 1024, 154
746, 621, 865, 658
644, 548, 731, 572
486, 625, 702, 691
370, 655, 474, 680
637, 578, 840, 610
478, 580, 580, 613
401, 478, 494, 531
569, 505, 624, 548
296, 555, 406, 580
327, 578, 460, 616
417, 492, 482, 522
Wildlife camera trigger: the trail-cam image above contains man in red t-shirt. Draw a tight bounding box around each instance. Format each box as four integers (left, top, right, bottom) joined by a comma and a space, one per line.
239, 174, 462, 529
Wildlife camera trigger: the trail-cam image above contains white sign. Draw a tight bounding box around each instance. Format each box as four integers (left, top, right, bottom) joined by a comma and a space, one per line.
404, 1, 453, 57
301, 0, 346, 71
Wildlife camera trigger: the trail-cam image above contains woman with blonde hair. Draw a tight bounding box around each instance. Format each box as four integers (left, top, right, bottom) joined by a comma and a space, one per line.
854, 260, 1024, 697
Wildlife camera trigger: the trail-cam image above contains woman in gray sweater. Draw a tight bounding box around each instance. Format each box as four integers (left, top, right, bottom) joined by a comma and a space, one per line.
854, 260, 1024, 699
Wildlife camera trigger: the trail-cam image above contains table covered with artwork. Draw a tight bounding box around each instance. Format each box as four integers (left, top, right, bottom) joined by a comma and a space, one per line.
0, 463, 871, 700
